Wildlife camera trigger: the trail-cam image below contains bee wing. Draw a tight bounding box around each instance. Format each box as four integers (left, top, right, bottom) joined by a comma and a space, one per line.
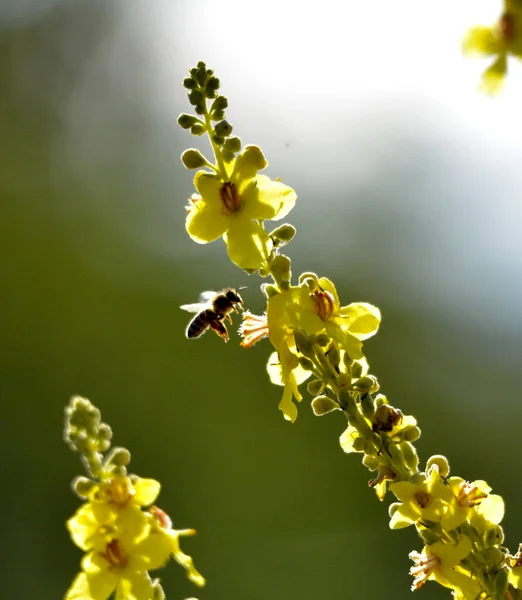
180, 302, 206, 313
198, 290, 217, 303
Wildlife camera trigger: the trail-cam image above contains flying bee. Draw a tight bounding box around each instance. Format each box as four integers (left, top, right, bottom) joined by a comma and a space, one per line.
180, 288, 246, 342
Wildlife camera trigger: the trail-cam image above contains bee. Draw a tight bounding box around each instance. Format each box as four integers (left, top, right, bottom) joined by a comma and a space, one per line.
180, 288, 245, 342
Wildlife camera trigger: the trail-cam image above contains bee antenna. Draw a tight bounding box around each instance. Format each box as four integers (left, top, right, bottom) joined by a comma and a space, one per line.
236, 286, 248, 291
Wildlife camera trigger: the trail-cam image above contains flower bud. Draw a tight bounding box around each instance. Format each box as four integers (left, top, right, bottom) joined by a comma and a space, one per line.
298, 356, 315, 372
293, 330, 315, 360
205, 76, 220, 96
311, 395, 339, 416
178, 113, 198, 129
214, 120, 233, 137
270, 254, 292, 287
401, 442, 419, 473
223, 136, 242, 154
270, 224, 296, 246
190, 123, 206, 136
353, 375, 379, 394
307, 379, 326, 396
350, 361, 363, 379
486, 524, 505, 547
315, 333, 330, 346
374, 394, 388, 406
298, 272, 319, 287
417, 527, 440, 545
401, 425, 421, 443
426, 455, 450, 478
211, 95, 228, 112
211, 109, 226, 121
72, 476, 96, 499
362, 454, 379, 471
261, 283, 279, 298
181, 149, 207, 169
388, 502, 401, 517
360, 393, 375, 421
493, 567, 509, 597
105, 446, 131, 468
212, 133, 225, 146
188, 89, 205, 107
242, 145, 268, 170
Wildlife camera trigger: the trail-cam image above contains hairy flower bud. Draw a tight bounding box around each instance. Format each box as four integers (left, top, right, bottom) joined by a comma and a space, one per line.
181, 149, 207, 169
311, 395, 339, 416
426, 455, 450, 478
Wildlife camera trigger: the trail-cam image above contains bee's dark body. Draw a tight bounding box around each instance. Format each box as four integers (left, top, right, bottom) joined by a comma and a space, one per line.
183, 288, 244, 342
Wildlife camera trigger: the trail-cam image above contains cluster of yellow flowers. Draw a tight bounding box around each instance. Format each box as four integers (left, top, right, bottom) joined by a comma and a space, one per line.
464, 0, 522, 93
176, 61, 522, 598
64, 396, 204, 600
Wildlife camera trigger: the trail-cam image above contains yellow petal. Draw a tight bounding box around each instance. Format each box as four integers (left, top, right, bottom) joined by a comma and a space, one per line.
224, 219, 272, 270
338, 302, 381, 339
462, 26, 502, 56
133, 479, 160, 507
115, 572, 153, 600
185, 199, 228, 244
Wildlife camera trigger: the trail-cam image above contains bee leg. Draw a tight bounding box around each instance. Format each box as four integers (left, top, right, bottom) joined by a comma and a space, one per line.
225, 314, 233, 324
210, 320, 229, 342
234, 304, 244, 313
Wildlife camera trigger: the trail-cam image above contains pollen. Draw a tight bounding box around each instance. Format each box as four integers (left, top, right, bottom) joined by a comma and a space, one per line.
185, 193, 201, 214
239, 311, 269, 348
220, 182, 241, 214
311, 289, 335, 321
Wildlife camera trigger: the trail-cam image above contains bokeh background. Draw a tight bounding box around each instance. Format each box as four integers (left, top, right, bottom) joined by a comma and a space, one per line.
2, 1, 522, 599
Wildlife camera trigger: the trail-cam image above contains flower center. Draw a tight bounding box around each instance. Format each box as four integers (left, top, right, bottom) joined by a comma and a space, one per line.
220, 182, 242, 214
104, 539, 128, 569
500, 13, 516, 41
414, 491, 433, 509
311, 290, 335, 321
456, 481, 487, 508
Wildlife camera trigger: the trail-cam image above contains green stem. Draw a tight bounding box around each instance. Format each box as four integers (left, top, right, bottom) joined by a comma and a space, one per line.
203, 104, 228, 179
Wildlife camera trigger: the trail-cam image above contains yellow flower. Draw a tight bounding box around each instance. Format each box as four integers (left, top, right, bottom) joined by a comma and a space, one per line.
185, 145, 296, 270
389, 465, 454, 529
440, 477, 504, 532
66, 505, 172, 600
409, 537, 478, 596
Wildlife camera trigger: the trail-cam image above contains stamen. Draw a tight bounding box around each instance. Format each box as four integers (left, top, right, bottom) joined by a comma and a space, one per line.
104, 539, 128, 569
220, 182, 241, 213
149, 505, 173, 530
456, 481, 488, 508
409, 550, 439, 590
311, 290, 335, 321
185, 193, 201, 214
239, 311, 269, 348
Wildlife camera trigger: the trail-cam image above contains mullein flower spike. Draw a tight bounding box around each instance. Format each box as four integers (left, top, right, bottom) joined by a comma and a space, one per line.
463, 0, 522, 93
180, 63, 522, 598
64, 396, 205, 600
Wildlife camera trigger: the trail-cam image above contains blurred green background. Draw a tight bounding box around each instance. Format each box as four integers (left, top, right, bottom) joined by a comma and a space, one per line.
2, 1, 522, 599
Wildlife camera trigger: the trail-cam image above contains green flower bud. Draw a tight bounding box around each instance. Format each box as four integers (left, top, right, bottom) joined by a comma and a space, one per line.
270, 224, 296, 246
270, 254, 292, 287
486, 524, 505, 547
97, 423, 112, 443
210, 109, 226, 121
326, 343, 340, 371
388, 502, 401, 517
223, 136, 242, 153
298, 356, 315, 372
211, 95, 228, 112
190, 123, 206, 136
353, 375, 379, 394
193, 67, 207, 87
493, 568, 509, 597
311, 395, 339, 416
483, 548, 504, 569
374, 394, 388, 406
177, 113, 198, 129
222, 149, 235, 163
401, 425, 421, 443
360, 393, 375, 421
362, 454, 379, 471
188, 89, 205, 107
400, 441, 419, 473
105, 446, 131, 468
212, 134, 225, 146
205, 75, 220, 94
315, 333, 330, 347
181, 149, 207, 169
350, 361, 364, 379
425, 455, 450, 478
307, 379, 326, 396
194, 105, 205, 115
293, 330, 315, 360
183, 77, 196, 89
417, 527, 440, 546
214, 120, 233, 137
372, 405, 402, 433
352, 437, 367, 452
72, 476, 96, 498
